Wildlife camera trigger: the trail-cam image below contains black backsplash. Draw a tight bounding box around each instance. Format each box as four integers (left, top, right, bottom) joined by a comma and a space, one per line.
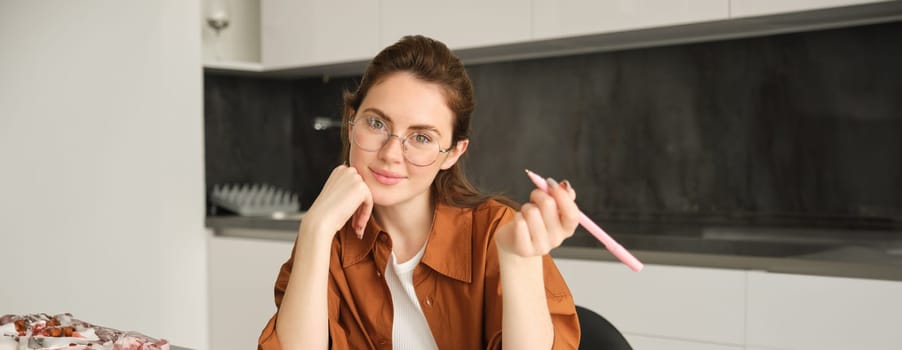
204, 74, 358, 210
204, 21, 902, 231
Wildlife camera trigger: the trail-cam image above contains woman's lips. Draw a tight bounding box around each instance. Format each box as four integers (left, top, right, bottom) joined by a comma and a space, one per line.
369, 167, 406, 186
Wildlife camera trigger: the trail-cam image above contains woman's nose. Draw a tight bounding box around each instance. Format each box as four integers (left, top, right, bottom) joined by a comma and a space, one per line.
378, 134, 406, 162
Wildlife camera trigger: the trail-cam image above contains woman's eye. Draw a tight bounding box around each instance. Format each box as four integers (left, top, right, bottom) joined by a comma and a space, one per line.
413, 133, 433, 144
367, 118, 386, 130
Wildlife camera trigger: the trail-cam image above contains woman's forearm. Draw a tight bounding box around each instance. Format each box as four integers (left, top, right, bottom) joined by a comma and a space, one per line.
498, 249, 555, 349
275, 222, 335, 350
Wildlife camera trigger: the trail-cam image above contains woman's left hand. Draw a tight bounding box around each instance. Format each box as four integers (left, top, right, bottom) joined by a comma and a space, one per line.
495, 178, 579, 257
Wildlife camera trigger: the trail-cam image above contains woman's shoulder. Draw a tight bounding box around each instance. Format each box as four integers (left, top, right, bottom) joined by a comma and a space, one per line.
435, 198, 513, 226
472, 197, 513, 212
470, 197, 517, 224
435, 197, 517, 234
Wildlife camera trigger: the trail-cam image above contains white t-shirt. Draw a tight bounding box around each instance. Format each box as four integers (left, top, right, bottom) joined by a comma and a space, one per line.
385, 242, 438, 350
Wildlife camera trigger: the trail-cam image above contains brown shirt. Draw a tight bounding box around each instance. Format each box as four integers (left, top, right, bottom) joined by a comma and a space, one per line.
258, 199, 580, 349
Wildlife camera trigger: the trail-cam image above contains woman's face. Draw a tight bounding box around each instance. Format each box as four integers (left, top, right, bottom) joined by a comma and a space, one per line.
348, 72, 468, 208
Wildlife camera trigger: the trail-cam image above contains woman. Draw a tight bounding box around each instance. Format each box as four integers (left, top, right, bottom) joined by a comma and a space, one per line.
259, 35, 581, 350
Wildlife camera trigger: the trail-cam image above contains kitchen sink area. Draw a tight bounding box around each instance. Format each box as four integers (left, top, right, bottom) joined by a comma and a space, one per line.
614, 233, 836, 258
608, 225, 901, 259
207, 213, 902, 281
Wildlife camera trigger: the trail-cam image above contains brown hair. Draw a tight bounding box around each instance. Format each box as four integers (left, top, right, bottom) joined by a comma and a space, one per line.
340, 35, 515, 209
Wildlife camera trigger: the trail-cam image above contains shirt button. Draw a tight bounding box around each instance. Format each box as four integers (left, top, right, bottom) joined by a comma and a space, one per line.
379, 339, 389, 345
379, 235, 388, 242
425, 298, 433, 306
376, 271, 382, 277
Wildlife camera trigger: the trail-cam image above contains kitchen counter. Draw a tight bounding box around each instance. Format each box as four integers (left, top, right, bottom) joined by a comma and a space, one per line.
206, 215, 902, 281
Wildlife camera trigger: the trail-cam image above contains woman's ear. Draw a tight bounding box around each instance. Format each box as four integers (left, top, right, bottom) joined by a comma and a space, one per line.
439, 139, 469, 170
346, 108, 356, 137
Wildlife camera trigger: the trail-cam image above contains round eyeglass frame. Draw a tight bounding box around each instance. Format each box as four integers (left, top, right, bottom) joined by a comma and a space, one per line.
348, 119, 454, 167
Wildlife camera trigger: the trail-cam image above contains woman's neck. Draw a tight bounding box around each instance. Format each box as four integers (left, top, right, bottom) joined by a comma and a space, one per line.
373, 194, 435, 263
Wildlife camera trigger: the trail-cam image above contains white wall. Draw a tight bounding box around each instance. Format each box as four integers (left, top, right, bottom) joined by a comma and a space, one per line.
0, 1, 207, 349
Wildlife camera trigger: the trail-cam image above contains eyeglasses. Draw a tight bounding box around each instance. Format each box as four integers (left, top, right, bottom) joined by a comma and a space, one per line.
349, 116, 453, 167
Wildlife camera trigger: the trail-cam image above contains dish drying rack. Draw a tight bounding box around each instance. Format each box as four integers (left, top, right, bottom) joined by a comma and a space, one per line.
210, 183, 300, 216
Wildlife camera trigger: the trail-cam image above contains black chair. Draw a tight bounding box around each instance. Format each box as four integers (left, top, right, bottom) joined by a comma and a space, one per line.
576, 305, 633, 350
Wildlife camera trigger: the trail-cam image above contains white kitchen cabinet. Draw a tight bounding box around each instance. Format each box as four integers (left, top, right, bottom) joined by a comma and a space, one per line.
208, 233, 295, 350
262, 0, 379, 69
233, 0, 900, 75
553, 259, 747, 347
202, 0, 261, 66
380, 0, 531, 50
746, 271, 902, 350
532, 0, 729, 40
730, 0, 895, 18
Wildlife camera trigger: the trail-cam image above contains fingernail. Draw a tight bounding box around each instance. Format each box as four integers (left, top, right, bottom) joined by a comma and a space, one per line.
561, 180, 570, 189
547, 178, 559, 188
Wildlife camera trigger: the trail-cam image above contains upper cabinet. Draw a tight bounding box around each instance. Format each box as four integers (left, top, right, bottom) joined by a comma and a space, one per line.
261, 0, 379, 69
533, 0, 729, 40
380, 0, 531, 50
202, 0, 263, 69
207, 0, 902, 75
730, 0, 895, 18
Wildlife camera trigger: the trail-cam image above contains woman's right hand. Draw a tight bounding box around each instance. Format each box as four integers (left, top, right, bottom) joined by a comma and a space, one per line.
303, 165, 374, 240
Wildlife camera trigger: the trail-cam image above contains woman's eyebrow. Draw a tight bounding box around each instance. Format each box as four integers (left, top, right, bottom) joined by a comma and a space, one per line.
362, 107, 443, 135
362, 107, 391, 121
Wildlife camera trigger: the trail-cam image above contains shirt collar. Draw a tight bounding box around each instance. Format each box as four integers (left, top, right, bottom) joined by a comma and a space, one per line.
339, 201, 474, 283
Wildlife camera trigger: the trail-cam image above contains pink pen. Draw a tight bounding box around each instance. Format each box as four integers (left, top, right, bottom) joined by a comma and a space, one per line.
525, 169, 644, 272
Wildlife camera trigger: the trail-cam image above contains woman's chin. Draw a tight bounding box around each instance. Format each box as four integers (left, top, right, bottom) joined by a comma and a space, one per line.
370, 188, 430, 209
370, 191, 401, 207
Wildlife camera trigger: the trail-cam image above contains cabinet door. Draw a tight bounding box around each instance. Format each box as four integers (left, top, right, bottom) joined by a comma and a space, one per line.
746, 271, 902, 350
380, 0, 531, 50
202, 0, 261, 64
730, 0, 893, 18
533, 0, 729, 40
208, 234, 295, 350
262, 0, 379, 68
554, 259, 746, 346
